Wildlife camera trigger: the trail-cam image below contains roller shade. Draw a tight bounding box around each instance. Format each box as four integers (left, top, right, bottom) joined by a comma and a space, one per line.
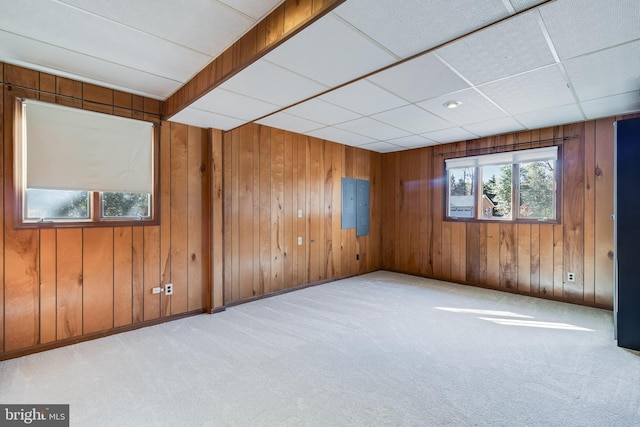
23, 99, 154, 193
445, 146, 558, 170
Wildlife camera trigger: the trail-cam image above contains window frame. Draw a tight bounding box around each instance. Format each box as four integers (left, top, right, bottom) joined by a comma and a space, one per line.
444, 146, 562, 224
13, 96, 160, 229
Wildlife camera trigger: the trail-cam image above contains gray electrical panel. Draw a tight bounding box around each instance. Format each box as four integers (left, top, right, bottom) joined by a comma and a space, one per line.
342, 177, 357, 229
356, 179, 370, 236
342, 177, 370, 236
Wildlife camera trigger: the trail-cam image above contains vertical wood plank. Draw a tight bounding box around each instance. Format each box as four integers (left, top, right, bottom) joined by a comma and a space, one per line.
308, 137, 322, 282
132, 227, 144, 323
144, 226, 161, 320
83, 228, 114, 334
296, 134, 307, 285
594, 117, 615, 306
187, 126, 207, 311
530, 224, 540, 294
238, 125, 254, 299
420, 149, 433, 276
323, 141, 335, 278
160, 121, 172, 317
56, 229, 82, 340
332, 143, 343, 278
499, 224, 517, 289
539, 224, 555, 296
113, 227, 133, 327
0, 64, 4, 353
39, 229, 57, 344
272, 128, 285, 290
583, 120, 596, 303
466, 223, 481, 284
211, 130, 224, 309
223, 131, 234, 303
562, 123, 585, 299
260, 126, 272, 295
553, 224, 564, 298
170, 123, 188, 313
517, 224, 531, 293
486, 223, 500, 288
381, 152, 397, 271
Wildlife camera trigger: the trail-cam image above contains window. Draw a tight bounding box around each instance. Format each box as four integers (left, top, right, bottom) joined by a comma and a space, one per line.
14, 98, 158, 226
445, 146, 558, 222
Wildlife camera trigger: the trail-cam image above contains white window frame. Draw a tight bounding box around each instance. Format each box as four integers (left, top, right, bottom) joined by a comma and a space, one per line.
445, 146, 559, 222
14, 98, 159, 227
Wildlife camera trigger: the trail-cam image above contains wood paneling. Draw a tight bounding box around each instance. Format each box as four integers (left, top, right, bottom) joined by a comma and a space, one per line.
162, 0, 345, 119
381, 120, 622, 308
222, 123, 382, 304
1, 64, 210, 358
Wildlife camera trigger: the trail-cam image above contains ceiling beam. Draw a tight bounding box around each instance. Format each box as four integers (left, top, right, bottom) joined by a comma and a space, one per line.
161, 0, 346, 120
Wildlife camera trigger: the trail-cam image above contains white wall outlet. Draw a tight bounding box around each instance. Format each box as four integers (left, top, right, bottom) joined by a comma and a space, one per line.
165, 283, 173, 296
297, 209, 303, 218
152, 287, 162, 294
297, 236, 302, 246
567, 272, 575, 282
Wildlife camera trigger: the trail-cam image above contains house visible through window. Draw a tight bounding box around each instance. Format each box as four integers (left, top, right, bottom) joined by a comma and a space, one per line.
445, 146, 558, 222
15, 98, 157, 226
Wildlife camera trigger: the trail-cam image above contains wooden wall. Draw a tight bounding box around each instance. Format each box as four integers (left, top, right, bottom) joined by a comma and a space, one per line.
381, 118, 638, 309
221, 123, 382, 304
0, 63, 210, 357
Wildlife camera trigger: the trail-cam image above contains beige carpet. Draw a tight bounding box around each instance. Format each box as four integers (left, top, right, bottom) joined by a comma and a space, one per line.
1, 271, 639, 426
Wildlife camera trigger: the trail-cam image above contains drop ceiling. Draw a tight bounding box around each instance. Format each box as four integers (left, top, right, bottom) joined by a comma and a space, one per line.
1, 0, 638, 153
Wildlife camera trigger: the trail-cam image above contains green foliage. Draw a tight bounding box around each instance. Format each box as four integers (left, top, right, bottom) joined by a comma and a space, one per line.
487, 165, 512, 217
519, 161, 554, 218
102, 192, 150, 217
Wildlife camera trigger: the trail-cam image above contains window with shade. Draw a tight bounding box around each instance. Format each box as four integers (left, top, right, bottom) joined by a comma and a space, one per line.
445, 146, 560, 222
14, 98, 158, 226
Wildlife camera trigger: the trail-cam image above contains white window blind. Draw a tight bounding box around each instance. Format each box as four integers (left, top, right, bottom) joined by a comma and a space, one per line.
22, 99, 154, 193
445, 146, 558, 169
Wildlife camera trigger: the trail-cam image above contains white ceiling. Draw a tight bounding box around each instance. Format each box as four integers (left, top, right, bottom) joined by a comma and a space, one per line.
1, 0, 638, 153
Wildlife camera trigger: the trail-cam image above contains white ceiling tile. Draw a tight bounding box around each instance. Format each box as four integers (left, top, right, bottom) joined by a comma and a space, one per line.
421, 127, 481, 144
0, 30, 179, 99
170, 107, 246, 130
509, 0, 548, 12
371, 105, 452, 134
191, 88, 280, 121
58, 0, 255, 57
540, 0, 640, 59
367, 53, 470, 102
256, 113, 325, 134
514, 104, 584, 129
359, 141, 407, 153
479, 65, 575, 115
319, 80, 408, 116
219, 0, 283, 20
462, 117, 525, 137
417, 88, 507, 125
436, 11, 556, 85
306, 127, 376, 147
581, 92, 640, 120
333, 0, 510, 58
0, 0, 211, 82
283, 99, 362, 125
563, 41, 640, 102
220, 59, 329, 106
335, 117, 412, 140
384, 135, 437, 149
264, 14, 397, 87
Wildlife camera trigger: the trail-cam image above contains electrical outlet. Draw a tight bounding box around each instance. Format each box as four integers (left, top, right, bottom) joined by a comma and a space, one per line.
567, 272, 575, 282
297, 209, 303, 218
165, 283, 173, 296
297, 236, 302, 246
152, 287, 162, 294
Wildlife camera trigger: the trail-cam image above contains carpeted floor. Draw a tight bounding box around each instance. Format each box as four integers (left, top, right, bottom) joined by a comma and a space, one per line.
1, 271, 639, 426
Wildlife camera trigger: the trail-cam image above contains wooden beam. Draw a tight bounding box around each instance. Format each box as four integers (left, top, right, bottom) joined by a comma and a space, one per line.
161, 0, 345, 120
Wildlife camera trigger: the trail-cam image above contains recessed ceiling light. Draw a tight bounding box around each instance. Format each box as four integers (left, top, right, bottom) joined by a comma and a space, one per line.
443, 100, 462, 109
